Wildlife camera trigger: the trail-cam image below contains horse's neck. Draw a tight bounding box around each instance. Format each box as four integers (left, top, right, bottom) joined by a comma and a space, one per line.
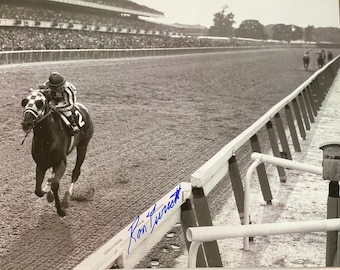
34, 112, 61, 140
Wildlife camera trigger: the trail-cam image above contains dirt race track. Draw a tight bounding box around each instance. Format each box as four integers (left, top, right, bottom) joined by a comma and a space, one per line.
0, 48, 338, 269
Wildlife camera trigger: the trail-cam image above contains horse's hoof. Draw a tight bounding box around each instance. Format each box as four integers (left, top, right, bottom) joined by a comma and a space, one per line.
35, 190, 45, 197
47, 191, 54, 203
57, 208, 66, 217
61, 191, 70, 208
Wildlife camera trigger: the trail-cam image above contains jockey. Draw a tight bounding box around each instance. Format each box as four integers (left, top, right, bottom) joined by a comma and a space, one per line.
39, 72, 80, 134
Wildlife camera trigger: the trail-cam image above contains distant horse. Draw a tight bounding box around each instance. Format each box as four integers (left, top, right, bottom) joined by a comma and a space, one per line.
317, 52, 325, 68
21, 90, 93, 216
327, 51, 333, 62
302, 54, 310, 70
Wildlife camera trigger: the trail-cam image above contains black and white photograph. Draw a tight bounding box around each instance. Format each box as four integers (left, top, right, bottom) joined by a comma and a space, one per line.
0, 0, 340, 269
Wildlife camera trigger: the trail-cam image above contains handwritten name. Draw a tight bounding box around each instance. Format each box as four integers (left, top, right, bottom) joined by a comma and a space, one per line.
127, 184, 182, 254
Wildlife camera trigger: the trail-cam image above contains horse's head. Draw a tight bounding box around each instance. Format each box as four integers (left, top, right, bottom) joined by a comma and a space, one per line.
21, 90, 48, 133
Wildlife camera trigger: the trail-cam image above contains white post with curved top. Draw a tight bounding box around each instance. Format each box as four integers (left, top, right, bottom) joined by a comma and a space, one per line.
243, 152, 323, 249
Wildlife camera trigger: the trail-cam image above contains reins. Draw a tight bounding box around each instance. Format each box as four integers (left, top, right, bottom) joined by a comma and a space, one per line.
21, 129, 32, 145
21, 109, 53, 145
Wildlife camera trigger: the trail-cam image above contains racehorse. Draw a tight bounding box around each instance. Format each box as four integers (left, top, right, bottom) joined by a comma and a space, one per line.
317, 52, 325, 68
21, 89, 94, 216
302, 54, 310, 70
327, 51, 333, 62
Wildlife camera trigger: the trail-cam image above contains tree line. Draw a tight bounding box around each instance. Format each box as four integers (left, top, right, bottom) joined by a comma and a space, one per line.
209, 6, 340, 44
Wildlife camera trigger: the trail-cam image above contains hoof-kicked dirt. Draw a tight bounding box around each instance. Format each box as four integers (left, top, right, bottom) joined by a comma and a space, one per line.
0, 48, 334, 269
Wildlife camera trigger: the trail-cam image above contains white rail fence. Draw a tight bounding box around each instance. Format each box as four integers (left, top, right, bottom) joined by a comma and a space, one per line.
190, 59, 334, 195
72, 55, 340, 269
185, 55, 340, 267
0, 47, 272, 66
187, 218, 340, 268
187, 146, 340, 268
54, 53, 340, 270
74, 182, 192, 269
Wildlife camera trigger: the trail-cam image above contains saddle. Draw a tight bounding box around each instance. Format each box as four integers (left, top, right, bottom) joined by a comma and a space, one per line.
58, 103, 88, 134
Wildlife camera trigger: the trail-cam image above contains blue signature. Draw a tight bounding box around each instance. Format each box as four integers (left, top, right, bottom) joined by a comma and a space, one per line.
127, 184, 182, 254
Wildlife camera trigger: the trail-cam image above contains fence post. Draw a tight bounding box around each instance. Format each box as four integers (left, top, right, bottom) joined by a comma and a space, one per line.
306, 84, 318, 117
323, 68, 332, 91
316, 75, 327, 103
333, 58, 340, 74
274, 113, 292, 160
326, 181, 339, 267
250, 134, 272, 204
191, 187, 223, 267
302, 88, 315, 123
292, 99, 307, 140
298, 93, 310, 130
323, 71, 331, 94
266, 121, 287, 182
320, 142, 340, 267
229, 156, 246, 222
284, 104, 301, 152
311, 79, 322, 111
181, 199, 207, 267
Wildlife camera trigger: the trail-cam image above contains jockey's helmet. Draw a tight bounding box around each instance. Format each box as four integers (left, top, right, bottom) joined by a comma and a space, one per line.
48, 72, 66, 90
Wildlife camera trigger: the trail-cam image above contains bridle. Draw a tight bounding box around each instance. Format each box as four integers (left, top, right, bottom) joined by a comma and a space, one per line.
21, 106, 52, 145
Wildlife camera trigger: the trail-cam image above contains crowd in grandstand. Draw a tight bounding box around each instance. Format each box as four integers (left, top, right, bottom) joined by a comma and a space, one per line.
0, 2, 269, 51
0, 27, 205, 50
0, 2, 196, 50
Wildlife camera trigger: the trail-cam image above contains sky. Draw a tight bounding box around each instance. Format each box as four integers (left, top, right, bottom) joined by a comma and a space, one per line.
132, 0, 340, 28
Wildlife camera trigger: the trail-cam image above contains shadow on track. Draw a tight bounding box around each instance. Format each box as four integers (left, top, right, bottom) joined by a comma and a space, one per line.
0, 213, 74, 270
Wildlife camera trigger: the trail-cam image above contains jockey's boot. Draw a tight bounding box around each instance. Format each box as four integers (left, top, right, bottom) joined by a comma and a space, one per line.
67, 115, 80, 134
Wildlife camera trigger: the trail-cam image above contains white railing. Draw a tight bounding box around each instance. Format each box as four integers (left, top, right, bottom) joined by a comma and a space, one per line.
185, 56, 339, 267
0, 47, 283, 66
73, 55, 339, 269
190, 56, 338, 196
74, 182, 192, 269
186, 218, 340, 268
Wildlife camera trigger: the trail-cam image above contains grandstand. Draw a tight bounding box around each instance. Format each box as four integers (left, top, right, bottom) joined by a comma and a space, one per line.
0, 0, 298, 51
0, 0, 189, 50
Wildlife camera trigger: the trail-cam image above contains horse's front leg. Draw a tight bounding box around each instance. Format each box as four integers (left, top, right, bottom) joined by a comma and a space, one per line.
51, 160, 67, 217
35, 165, 47, 197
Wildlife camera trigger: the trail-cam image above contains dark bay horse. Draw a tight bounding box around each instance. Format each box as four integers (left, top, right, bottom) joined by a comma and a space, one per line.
302, 54, 310, 70
21, 90, 93, 216
317, 51, 325, 68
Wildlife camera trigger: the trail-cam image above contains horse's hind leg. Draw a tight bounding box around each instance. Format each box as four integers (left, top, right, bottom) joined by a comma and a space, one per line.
72, 144, 89, 184
63, 143, 89, 207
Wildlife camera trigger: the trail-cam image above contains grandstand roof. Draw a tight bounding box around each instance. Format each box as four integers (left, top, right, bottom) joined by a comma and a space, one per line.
28, 0, 164, 18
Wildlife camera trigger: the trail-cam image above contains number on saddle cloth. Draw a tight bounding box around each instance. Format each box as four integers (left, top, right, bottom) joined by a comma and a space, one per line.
72, 105, 86, 129
58, 105, 86, 131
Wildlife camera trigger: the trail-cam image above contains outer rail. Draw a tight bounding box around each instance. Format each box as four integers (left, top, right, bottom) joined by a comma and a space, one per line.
75, 54, 340, 268
191, 57, 337, 195
74, 182, 192, 269
187, 218, 340, 268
